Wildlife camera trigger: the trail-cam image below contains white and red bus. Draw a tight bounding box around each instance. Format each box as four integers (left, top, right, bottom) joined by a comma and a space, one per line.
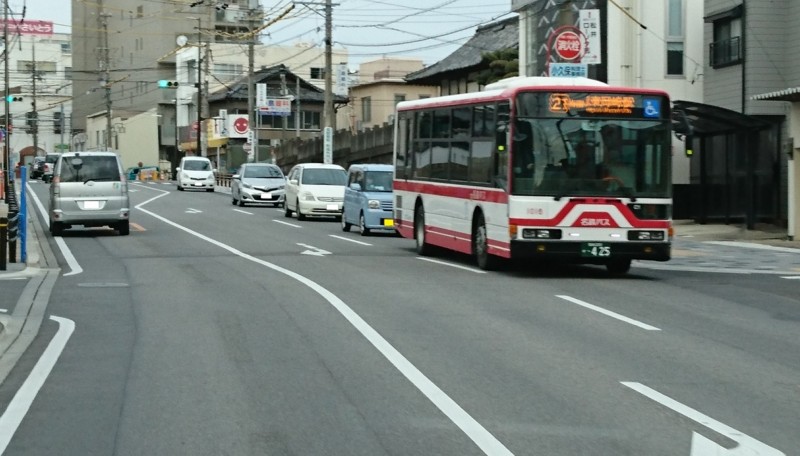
392, 77, 673, 273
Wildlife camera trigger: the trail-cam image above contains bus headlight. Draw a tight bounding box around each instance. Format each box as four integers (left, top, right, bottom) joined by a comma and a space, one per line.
522, 229, 562, 239
628, 230, 666, 241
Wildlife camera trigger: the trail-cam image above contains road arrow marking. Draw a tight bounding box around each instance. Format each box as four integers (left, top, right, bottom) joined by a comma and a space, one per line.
621, 382, 785, 456
186, 208, 202, 214
297, 243, 331, 256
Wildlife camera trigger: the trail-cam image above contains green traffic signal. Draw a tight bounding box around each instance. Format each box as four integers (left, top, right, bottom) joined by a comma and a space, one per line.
158, 80, 179, 89
5, 95, 22, 102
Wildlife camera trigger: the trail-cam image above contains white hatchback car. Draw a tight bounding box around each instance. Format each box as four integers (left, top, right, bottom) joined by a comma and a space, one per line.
176, 156, 215, 191
284, 163, 347, 221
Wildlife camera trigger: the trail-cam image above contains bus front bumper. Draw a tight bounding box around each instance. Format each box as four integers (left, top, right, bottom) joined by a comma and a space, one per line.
510, 240, 671, 263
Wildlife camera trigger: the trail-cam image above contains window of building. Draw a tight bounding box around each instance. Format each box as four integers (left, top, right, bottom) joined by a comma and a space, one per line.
394, 94, 406, 106
64, 66, 72, 80
666, 0, 684, 76
361, 96, 372, 122
213, 63, 243, 81
708, 6, 743, 68
61, 42, 71, 54
310, 67, 325, 79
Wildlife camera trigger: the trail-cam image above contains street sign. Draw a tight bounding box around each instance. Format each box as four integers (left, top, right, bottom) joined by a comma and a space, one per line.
256, 83, 267, 108
323, 127, 333, 164
549, 63, 588, 77
259, 98, 292, 116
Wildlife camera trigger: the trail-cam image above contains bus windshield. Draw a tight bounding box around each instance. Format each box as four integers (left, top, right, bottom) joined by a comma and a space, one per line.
510, 117, 671, 199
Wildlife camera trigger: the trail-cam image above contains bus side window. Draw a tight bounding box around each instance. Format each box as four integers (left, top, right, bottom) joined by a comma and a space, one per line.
396, 113, 410, 179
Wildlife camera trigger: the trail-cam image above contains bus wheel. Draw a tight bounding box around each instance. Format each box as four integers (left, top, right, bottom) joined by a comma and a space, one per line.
414, 205, 431, 255
474, 213, 500, 271
606, 259, 631, 275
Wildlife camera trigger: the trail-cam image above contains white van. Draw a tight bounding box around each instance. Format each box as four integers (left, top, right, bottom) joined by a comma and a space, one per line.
176, 156, 215, 191
48, 151, 130, 235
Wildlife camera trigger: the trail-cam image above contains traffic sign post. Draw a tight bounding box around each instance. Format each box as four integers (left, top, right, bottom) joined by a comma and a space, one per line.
323, 127, 333, 164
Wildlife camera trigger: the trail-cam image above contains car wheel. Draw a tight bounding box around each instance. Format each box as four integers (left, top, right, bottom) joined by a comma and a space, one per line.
117, 221, 130, 236
231, 195, 237, 205
341, 213, 352, 232
177, 185, 184, 191
606, 259, 632, 275
50, 220, 63, 236
284, 201, 293, 217
414, 204, 432, 255
474, 213, 500, 271
296, 199, 307, 221
238, 196, 245, 207
206, 188, 214, 192
359, 212, 370, 236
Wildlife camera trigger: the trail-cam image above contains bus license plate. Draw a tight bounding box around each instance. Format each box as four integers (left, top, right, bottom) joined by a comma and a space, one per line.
581, 242, 611, 257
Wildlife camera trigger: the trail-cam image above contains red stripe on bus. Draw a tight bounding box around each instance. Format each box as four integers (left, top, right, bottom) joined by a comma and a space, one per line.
394, 180, 509, 203
510, 199, 670, 229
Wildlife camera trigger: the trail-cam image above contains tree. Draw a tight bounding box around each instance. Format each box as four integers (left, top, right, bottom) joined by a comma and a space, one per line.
475, 48, 519, 86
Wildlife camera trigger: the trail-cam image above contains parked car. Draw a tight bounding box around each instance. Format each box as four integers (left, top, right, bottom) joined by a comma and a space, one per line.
30, 157, 45, 179
231, 162, 286, 207
41, 152, 60, 183
284, 163, 347, 220
48, 151, 130, 236
341, 163, 395, 235
176, 156, 215, 191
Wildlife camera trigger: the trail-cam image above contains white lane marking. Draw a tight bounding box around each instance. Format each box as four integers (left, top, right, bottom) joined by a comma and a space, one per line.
621, 382, 785, 456
706, 241, 800, 254
136, 190, 513, 456
780, 276, 800, 280
297, 243, 331, 257
633, 263, 800, 276
329, 234, 372, 246
26, 182, 83, 276
417, 257, 487, 274
0, 316, 75, 453
186, 208, 202, 214
556, 295, 660, 331
233, 209, 253, 215
273, 219, 301, 228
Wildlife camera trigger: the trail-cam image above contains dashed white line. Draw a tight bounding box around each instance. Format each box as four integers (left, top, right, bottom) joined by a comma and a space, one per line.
233, 209, 253, 215
273, 219, 301, 228
556, 295, 661, 331
329, 234, 372, 246
416, 257, 487, 274
780, 276, 800, 280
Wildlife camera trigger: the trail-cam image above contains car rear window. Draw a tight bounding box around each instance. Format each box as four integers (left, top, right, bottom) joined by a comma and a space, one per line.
58, 156, 121, 183
301, 168, 346, 185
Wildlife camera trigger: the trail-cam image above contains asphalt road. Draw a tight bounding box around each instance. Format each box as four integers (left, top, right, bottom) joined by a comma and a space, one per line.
0, 180, 796, 455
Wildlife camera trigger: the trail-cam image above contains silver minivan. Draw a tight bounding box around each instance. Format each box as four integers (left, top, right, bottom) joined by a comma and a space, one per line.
48, 151, 131, 236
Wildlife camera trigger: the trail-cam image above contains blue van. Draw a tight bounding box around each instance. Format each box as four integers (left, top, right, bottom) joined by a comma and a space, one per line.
341, 164, 395, 235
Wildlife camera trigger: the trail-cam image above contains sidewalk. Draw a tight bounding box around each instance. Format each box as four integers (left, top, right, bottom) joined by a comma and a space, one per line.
672, 220, 800, 250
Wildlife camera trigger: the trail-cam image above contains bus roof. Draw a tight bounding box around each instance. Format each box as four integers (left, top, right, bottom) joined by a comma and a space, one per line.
396, 76, 670, 112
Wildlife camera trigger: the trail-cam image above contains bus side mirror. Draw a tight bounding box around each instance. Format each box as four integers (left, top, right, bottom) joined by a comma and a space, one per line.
684, 135, 694, 158
496, 123, 508, 153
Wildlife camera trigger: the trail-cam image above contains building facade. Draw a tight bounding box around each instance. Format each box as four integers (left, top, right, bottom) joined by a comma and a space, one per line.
0, 26, 72, 168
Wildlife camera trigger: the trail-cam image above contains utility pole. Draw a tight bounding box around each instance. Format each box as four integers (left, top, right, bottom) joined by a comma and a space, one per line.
195, 17, 202, 157
3, 0, 10, 200
100, 10, 113, 150
202, 37, 210, 157
324, 0, 335, 131
247, 6, 257, 163
30, 40, 38, 155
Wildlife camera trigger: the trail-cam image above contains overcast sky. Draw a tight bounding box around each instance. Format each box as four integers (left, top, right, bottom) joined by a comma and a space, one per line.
21, 0, 516, 67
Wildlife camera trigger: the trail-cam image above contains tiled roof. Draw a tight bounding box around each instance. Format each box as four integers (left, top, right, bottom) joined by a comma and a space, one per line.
208, 64, 347, 103
405, 15, 519, 83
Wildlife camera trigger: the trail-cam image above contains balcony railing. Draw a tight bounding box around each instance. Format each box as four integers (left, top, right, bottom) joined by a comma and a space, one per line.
709, 36, 742, 68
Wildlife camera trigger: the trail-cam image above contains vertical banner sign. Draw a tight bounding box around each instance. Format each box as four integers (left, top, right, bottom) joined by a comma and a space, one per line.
256, 83, 267, 108
323, 127, 333, 164
579, 9, 602, 65
335, 63, 349, 97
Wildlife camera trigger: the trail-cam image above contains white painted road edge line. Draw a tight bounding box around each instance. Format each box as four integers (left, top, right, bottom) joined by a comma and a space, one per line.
556, 295, 661, 331
136, 189, 513, 456
0, 316, 75, 454
417, 257, 488, 274
621, 382, 785, 455
329, 234, 372, 246
706, 241, 800, 254
26, 182, 82, 276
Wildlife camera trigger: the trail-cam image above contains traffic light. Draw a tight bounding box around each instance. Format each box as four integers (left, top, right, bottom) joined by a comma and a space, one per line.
5, 95, 22, 102
158, 80, 179, 89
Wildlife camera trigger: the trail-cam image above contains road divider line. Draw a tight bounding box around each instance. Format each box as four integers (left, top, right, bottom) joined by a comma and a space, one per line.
556, 295, 660, 331
136, 190, 513, 456
0, 316, 75, 454
233, 209, 253, 215
26, 182, 82, 276
329, 235, 372, 246
273, 219, 301, 228
417, 257, 487, 274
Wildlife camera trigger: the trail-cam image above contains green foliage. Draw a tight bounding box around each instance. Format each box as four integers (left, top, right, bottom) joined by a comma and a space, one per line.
476, 48, 519, 86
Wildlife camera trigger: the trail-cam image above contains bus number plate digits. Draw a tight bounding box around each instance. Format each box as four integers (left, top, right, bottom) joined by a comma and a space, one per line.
581, 242, 611, 257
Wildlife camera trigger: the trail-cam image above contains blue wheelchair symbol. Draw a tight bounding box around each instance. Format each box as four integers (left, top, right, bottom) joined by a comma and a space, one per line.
643, 99, 661, 118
